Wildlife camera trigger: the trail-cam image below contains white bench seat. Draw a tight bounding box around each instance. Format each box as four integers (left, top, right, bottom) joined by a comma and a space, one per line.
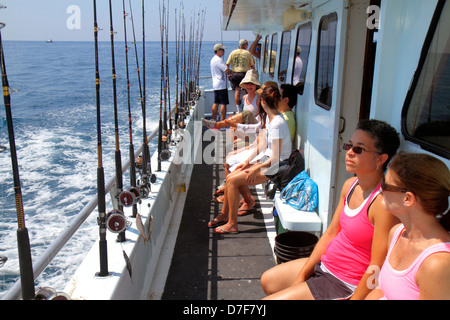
274, 193, 322, 233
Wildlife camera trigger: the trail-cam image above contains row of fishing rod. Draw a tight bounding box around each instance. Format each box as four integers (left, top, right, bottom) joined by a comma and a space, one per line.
0, 0, 206, 299
95, 0, 206, 280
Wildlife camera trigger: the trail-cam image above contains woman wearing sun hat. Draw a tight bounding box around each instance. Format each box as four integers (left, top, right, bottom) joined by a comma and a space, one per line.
202, 69, 261, 130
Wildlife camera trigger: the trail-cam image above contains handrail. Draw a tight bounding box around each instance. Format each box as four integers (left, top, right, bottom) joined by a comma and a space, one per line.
2, 126, 159, 300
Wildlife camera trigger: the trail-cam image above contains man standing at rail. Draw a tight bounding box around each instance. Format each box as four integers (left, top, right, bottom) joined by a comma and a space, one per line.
227, 39, 255, 113
211, 43, 232, 121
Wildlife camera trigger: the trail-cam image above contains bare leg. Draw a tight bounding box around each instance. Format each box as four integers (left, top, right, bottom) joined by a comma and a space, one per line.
220, 104, 227, 121
217, 168, 267, 232
234, 87, 242, 112
261, 258, 314, 300
238, 184, 255, 211
212, 103, 219, 121
215, 113, 243, 129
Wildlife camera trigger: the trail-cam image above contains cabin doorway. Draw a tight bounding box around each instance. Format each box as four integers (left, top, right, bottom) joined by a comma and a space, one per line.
334, 0, 379, 217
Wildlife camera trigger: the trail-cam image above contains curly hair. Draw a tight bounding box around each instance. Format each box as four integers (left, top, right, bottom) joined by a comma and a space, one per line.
356, 119, 400, 171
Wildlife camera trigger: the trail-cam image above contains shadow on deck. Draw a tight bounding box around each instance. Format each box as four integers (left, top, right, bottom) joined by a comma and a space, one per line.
162, 133, 276, 300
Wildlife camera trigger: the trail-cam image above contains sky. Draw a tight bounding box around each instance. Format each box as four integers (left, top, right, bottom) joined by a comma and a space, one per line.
0, 0, 254, 42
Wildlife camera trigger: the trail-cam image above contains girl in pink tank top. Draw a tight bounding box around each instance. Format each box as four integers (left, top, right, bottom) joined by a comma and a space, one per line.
368, 153, 450, 300
321, 179, 381, 286
379, 225, 450, 300
262, 120, 401, 300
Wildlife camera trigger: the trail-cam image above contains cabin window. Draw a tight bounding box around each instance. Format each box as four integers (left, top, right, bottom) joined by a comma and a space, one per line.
292, 22, 312, 95
402, 0, 450, 158
269, 33, 278, 78
263, 35, 270, 74
315, 12, 338, 110
278, 31, 291, 83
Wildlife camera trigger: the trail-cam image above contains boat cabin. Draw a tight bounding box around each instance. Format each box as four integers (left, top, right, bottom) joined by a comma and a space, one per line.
223, 0, 450, 231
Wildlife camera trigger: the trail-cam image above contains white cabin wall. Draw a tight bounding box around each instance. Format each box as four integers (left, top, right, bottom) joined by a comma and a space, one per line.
334, 0, 372, 212
371, 0, 438, 134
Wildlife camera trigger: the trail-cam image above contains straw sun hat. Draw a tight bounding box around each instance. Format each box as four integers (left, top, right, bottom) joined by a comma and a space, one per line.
239, 70, 261, 89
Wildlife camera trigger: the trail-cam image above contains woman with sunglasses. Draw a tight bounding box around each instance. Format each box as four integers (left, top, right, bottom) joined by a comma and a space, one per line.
366, 153, 450, 300
261, 119, 400, 300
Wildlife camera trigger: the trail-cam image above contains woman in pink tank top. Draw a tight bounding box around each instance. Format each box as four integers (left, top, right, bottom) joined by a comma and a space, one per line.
262, 120, 401, 300
366, 153, 450, 300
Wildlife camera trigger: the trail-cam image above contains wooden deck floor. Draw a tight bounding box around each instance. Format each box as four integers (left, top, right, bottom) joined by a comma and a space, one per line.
162, 132, 277, 300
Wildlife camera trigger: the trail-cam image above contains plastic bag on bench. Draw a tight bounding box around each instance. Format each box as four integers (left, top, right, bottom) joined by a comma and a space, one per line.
281, 171, 318, 212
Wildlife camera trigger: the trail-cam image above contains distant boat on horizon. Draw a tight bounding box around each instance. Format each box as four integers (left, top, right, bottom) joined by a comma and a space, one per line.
46, 39, 54, 43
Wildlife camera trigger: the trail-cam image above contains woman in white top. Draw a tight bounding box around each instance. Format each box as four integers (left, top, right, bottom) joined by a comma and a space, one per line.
202, 70, 261, 129
208, 86, 292, 234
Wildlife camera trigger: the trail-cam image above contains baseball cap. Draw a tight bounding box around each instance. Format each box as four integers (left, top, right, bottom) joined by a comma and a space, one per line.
239, 39, 248, 47
214, 44, 226, 51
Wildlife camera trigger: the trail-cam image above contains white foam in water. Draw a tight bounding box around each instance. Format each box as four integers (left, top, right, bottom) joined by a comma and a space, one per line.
0, 104, 161, 297
0, 119, 100, 294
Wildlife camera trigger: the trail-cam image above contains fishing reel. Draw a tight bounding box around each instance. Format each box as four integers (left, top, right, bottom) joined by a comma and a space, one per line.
163, 131, 171, 145
159, 149, 171, 162
119, 187, 141, 207
137, 174, 155, 199
106, 209, 127, 234
35, 287, 70, 300
160, 135, 171, 162
135, 155, 143, 170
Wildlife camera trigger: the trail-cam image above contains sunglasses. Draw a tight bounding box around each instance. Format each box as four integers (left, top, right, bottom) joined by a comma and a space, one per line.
343, 143, 379, 155
381, 177, 408, 193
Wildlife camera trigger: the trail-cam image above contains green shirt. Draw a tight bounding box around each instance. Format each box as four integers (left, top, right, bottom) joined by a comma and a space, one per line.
282, 110, 296, 144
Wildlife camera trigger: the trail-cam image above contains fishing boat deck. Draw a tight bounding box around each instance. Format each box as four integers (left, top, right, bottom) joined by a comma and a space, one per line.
161, 131, 277, 300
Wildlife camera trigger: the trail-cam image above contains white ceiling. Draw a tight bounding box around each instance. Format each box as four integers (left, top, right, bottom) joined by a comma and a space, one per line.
223, 0, 312, 34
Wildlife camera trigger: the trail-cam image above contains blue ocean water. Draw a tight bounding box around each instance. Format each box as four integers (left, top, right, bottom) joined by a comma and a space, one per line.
0, 40, 238, 298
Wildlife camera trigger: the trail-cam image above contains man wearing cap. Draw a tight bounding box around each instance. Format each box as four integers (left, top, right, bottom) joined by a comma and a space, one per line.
226, 39, 256, 113
211, 43, 231, 121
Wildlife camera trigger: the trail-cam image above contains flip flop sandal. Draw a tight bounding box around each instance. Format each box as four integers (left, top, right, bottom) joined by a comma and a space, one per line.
237, 208, 256, 216
214, 226, 239, 234
208, 219, 227, 228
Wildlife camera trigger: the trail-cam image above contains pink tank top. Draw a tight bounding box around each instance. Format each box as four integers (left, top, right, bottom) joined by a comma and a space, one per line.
321, 179, 380, 286
379, 225, 450, 300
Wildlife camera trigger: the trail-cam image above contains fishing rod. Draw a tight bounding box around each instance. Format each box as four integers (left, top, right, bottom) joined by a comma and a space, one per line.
158, 0, 171, 168
128, 0, 156, 198
165, 1, 173, 138
0, 23, 35, 300
178, 6, 187, 129
118, 0, 140, 218
172, 6, 183, 144
174, 8, 180, 134
106, 0, 127, 241
158, 0, 163, 171
141, 0, 154, 181
195, 9, 206, 96
163, 0, 172, 158
93, 0, 109, 278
